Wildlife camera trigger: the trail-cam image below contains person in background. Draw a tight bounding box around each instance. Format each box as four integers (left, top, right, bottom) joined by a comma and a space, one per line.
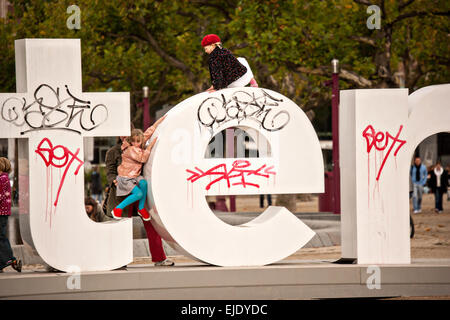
259, 194, 272, 208
105, 136, 128, 219
409, 173, 413, 199
410, 156, 428, 214
446, 165, 450, 201
90, 165, 103, 203
429, 161, 449, 213
85, 197, 112, 222
0, 157, 21, 273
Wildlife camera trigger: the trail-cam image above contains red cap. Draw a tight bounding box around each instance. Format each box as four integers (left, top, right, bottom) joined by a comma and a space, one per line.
201, 34, 221, 47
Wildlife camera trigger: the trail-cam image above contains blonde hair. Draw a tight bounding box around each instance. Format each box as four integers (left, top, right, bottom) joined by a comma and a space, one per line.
0, 157, 12, 174
127, 129, 145, 148
206, 42, 222, 49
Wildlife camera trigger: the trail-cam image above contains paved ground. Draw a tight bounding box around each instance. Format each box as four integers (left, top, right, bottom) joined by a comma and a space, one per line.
4, 193, 449, 272
2, 193, 449, 300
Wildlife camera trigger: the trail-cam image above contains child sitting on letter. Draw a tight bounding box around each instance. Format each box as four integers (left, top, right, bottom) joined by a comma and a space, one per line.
201, 34, 258, 93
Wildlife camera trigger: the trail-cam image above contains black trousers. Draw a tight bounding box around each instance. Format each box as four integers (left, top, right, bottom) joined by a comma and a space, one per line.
0, 215, 15, 269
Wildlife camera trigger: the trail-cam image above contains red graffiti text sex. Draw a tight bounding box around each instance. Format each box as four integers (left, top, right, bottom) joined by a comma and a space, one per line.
362, 124, 406, 181
35, 137, 84, 207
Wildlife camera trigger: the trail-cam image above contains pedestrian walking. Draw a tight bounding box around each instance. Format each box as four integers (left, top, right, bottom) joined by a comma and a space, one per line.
0, 157, 21, 273
429, 161, 449, 213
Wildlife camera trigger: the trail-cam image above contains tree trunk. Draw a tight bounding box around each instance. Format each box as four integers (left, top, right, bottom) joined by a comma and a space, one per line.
374, 27, 395, 88
275, 194, 297, 213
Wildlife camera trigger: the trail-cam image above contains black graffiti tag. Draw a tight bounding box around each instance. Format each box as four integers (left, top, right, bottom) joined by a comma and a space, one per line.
197, 89, 290, 132
1, 84, 108, 135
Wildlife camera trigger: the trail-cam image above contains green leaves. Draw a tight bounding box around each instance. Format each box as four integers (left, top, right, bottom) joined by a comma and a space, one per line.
0, 0, 448, 132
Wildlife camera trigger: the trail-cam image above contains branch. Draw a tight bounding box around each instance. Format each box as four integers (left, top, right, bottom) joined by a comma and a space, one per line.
398, 0, 415, 11
350, 36, 376, 47
107, 32, 148, 44
149, 69, 168, 108
294, 65, 328, 76
430, 54, 450, 66
88, 71, 122, 85
390, 10, 450, 25
224, 0, 238, 8
292, 64, 373, 87
380, 0, 386, 19
127, 15, 199, 87
340, 69, 373, 87
353, 0, 372, 5
132, 105, 143, 124
176, 9, 196, 19
228, 42, 249, 51
190, 0, 233, 21
408, 69, 424, 89
129, 16, 188, 71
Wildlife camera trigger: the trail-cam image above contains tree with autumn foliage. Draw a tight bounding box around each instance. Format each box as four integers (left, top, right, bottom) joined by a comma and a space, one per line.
1, 0, 448, 129
1, 0, 448, 212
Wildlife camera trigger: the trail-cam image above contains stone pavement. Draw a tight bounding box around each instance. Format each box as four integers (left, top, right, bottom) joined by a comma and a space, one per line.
1, 258, 449, 299
215, 211, 341, 249
4, 210, 450, 300
10, 210, 341, 265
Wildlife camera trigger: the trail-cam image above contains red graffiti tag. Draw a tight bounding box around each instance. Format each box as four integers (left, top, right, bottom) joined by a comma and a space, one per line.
186, 160, 276, 190
35, 138, 84, 207
362, 125, 406, 181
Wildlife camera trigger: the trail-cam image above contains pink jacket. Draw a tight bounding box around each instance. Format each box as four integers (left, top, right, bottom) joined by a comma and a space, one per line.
117, 126, 156, 178
0, 172, 12, 216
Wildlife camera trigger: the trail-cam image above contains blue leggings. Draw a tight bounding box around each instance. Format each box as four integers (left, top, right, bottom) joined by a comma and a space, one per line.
117, 180, 148, 211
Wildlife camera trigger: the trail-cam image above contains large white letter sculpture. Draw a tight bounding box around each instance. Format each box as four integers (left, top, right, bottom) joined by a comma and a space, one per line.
0, 39, 132, 272
144, 88, 323, 266
340, 84, 450, 264
5, 39, 442, 270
